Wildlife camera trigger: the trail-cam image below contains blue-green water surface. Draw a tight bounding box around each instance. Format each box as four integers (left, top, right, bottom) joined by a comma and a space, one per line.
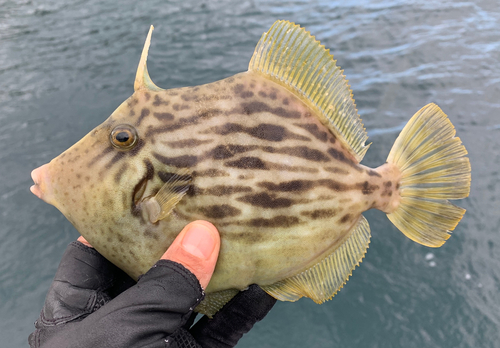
1, 1, 499, 347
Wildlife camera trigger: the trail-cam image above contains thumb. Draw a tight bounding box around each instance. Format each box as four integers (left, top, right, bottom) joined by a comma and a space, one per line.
162, 221, 220, 289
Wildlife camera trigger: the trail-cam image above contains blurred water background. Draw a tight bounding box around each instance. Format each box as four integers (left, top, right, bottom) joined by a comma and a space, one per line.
1, 0, 499, 347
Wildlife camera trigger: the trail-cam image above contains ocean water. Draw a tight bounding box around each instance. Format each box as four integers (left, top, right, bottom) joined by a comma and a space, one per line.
1, 0, 499, 347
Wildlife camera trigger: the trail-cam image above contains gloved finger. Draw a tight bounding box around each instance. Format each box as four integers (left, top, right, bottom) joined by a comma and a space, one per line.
189, 284, 277, 348
30, 260, 205, 348
75, 221, 220, 344
74, 237, 135, 297
162, 220, 220, 289
39, 241, 131, 325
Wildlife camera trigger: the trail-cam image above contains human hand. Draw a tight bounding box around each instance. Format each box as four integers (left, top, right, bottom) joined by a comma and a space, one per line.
78, 220, 219, 289
29, 221, 276, 348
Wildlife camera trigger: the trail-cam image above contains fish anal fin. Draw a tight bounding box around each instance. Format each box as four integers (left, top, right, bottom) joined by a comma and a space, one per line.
249, 20, 369, 162
195, 288, 240, 317
261, 215, 371, 303
143, 168, 192, 223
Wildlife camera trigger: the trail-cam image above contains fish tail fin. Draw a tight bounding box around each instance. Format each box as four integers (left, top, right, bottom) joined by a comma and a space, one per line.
386, 103, 471, 247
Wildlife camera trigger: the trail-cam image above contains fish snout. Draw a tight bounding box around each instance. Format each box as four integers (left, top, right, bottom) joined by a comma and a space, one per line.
30, 163, 51, 202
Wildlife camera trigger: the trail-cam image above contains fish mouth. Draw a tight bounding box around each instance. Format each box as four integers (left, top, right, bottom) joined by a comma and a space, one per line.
30, 164, 49, 202
30, 183, 43, 199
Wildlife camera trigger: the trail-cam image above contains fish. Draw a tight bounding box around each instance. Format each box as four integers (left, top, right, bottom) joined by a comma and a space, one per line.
30, 20, 471, 316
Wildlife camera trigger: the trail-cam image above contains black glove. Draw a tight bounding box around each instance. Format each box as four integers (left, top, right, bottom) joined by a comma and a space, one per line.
29, 241, 276, 348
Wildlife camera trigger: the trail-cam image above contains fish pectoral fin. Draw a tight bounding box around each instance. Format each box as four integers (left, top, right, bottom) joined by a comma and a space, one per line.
195, 288, 240, 318
143, 169, 192, 223
261, 215, 371, 303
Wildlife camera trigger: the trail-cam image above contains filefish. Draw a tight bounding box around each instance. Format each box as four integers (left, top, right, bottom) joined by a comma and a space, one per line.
30, 20, 471, 316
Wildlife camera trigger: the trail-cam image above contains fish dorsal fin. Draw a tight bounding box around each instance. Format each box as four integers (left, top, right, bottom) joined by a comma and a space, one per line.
134, 25, 164, 92
143, 169, 192, 223
249, 20, 369, 162
261, 215, 371, 303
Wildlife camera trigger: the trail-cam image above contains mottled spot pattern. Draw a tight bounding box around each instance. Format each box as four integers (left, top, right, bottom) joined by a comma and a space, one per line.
50, 70, 399, 292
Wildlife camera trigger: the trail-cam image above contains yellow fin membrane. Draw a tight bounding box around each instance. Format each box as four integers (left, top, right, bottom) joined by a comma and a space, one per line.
195, 288, 240, 318
387, 103, 471, 247
143, 169, 192, 223
262, 216, 371, 303
249, 20, 369, 162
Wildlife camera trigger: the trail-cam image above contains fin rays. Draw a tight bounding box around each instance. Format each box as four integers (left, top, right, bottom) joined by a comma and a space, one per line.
143, 168, 192, 223
249, 20, 370, 162
195, 289, 240, 318
386, 103, 471, 247
262, 216, 371, 303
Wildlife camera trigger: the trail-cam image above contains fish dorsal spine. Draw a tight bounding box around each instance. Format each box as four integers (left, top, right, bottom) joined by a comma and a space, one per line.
249, 20, 370, 162
135, 25, 164, 92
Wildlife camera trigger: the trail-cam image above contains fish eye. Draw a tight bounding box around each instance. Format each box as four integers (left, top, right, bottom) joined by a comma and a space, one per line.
110, 125, 138, 149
